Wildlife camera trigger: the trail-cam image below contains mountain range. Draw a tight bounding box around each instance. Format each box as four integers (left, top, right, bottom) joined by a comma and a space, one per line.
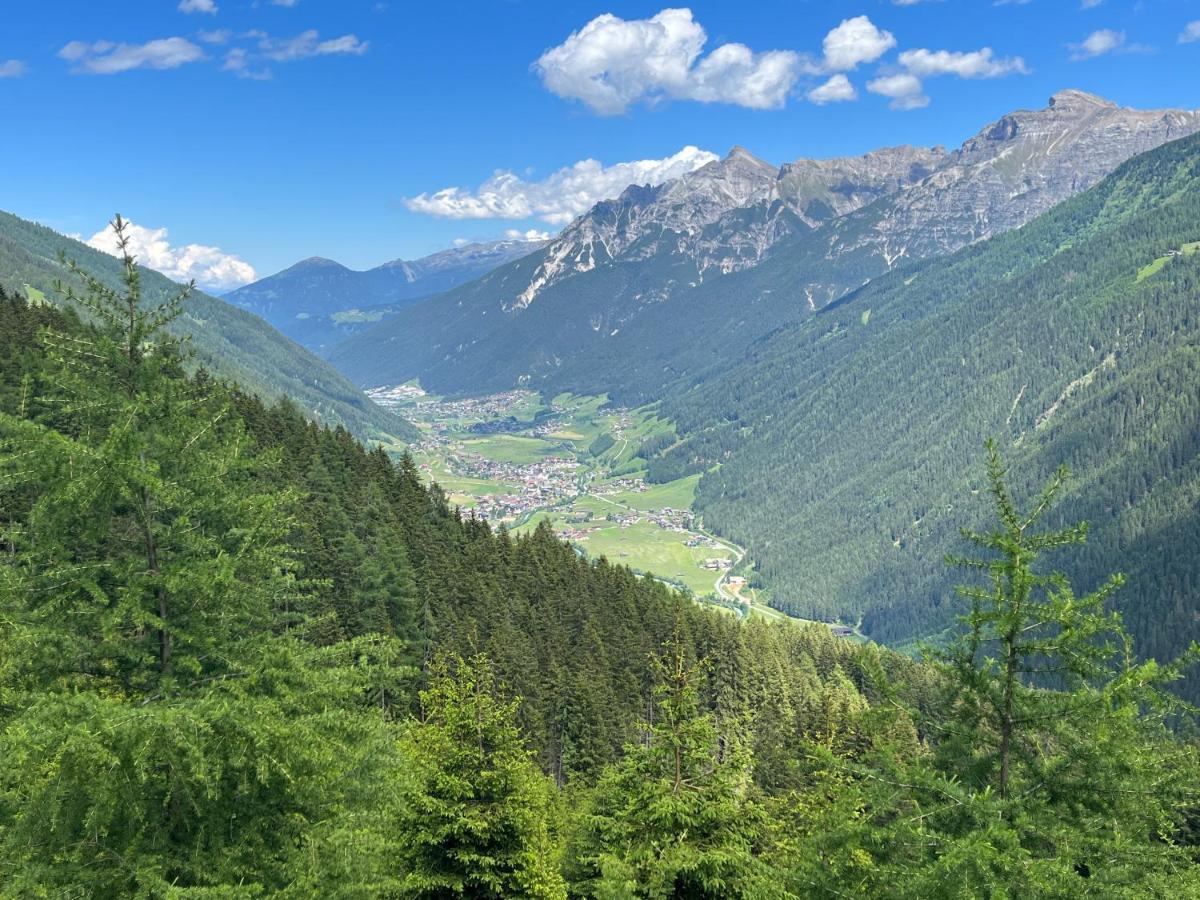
650, 129, 1200, 692
225, 238, 546, 353
0, 210, 413, 441
329, 90, 1200, 400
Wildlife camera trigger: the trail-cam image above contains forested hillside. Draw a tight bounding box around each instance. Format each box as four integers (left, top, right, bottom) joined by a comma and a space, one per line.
1, 231, 1198, 896
652, 131, 1200, 692
0, 210, 412, 440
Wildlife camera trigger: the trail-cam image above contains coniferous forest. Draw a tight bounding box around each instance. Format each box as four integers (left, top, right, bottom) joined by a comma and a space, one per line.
2, 226, 1200, 897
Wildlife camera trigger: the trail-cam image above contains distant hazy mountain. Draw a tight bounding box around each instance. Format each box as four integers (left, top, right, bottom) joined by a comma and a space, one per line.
225, 239, 546, 353
329, 91, 1200, 400
0, 210, 413, 441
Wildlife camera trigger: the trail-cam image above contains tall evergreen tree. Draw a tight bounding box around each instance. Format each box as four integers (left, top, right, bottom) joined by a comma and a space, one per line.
394, 652, 567, 899
570, 617, 778, 898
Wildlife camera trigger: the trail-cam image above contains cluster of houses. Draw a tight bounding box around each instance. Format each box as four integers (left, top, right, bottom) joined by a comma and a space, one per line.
455, 454, 582, 523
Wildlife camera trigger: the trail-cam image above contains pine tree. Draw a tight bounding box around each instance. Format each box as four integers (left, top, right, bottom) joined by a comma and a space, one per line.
571, 616, 778, 898
394, 651, 567, 899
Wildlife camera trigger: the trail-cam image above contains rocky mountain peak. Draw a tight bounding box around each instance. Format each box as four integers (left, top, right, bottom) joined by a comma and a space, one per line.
1048, 89, 1117, 110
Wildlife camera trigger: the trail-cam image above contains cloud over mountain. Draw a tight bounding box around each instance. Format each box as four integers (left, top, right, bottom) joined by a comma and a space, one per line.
85, 220, 257, 293
405, 145, 719, 225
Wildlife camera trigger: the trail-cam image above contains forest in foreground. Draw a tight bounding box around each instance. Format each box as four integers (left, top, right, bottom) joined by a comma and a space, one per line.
2, 232, 1199, 897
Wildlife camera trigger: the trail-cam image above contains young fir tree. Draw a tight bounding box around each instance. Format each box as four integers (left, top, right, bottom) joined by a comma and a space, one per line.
570, 614, 778, 899
394, 651, 567, 899
892, 439, 1200, 895
0, 219, 402, 896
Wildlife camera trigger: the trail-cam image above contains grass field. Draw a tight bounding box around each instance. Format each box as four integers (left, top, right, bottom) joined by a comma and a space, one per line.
458, 434, 565, 465
1136, 241, 1200, 282
608, 474, 700, 511
516, 511, 733, 596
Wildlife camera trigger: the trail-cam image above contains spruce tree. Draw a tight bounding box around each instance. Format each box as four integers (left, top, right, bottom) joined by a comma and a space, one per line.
571, 616, 778, 898
394, 651, 567, 899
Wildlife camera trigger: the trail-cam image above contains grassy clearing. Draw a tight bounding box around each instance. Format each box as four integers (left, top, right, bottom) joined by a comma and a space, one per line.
608, 474, 700, 512
458, 434, 563, 465
517, 512, 733, 596
1136, 241, 1199, 282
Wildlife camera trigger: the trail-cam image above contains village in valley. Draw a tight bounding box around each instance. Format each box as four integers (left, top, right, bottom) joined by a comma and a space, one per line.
369, 384, 859, 634
367, 385, 748, 600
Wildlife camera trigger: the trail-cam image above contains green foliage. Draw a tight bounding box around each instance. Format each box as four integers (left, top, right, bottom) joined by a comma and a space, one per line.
0, 227, 405, 895
570, 626, 777, 898
2, 236, 1199, 896
589, 432, 616, 457
394, 653, 567, 898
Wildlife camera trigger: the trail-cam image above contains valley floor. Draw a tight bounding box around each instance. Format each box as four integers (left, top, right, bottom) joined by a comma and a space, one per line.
370, 384, 831, 626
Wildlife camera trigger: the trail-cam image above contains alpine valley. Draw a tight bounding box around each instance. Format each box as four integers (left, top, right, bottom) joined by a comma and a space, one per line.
299, 91, 1200, 694
8, 2, 1200, 893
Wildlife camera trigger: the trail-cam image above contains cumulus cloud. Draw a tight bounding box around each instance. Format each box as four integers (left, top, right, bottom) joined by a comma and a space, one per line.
197, 29, 232, 45
178, 0, 217, 13
1180, 21, 1200, 44
405, 145, 718, 225
534, 8, 804, 114
0, 60, 26, 78
821, 16, 896, 71
807, 74, 856, 104
898, 47, 1028, 78
59, 37, 205, 74
85, 220, 257, 293
867, 72, 929, 110
1069, 29, 1134, 59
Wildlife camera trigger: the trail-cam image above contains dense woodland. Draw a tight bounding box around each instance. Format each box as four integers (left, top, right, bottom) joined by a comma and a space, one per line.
1, 227, 1200, 896
647, 132, 1200, 696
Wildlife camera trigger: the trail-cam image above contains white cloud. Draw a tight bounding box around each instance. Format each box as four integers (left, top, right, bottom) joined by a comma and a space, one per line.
85, 220, 257, 293
405, 145, 719, 225
1069, 29, 1126, 59
59, 37, 205, 75
821, 16, 896, 71
178, 0, 217, 13
807, 73, 856, 104
197, 29, 232, 45
898, 47, 1028, 78
1080, 0, 1104, 8
221, 29, 366, 78
0, 60, 26, 78
272, 0, 299, 5
1180, 21, 1200, 44
534, 8, 804, 114
256, 30, 368, 62
867, 72, 929, 110
504, 228, 553, 242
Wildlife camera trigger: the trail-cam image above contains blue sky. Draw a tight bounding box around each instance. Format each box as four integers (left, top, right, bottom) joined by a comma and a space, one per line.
3, 1, 1198, 289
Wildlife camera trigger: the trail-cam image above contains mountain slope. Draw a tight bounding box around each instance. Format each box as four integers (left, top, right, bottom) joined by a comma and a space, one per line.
0, 210, 414, 441
225, 239, 545, 353
331, 91, 1200, 400
651, 131, 1200, 683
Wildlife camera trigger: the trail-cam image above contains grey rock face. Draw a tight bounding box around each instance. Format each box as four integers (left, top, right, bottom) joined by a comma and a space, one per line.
854, 90, 1200, 267
510, 90, 1200, 311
